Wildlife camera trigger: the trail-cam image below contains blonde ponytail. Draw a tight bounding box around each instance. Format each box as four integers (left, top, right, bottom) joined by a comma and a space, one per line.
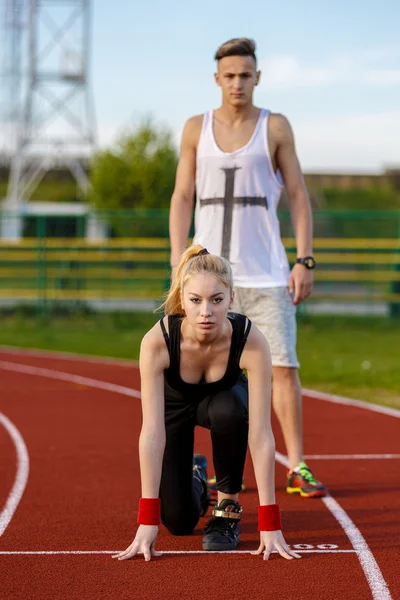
160, 245, 233, 315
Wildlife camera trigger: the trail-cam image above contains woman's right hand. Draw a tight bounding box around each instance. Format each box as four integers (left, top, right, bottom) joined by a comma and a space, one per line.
112, 525, 162, 562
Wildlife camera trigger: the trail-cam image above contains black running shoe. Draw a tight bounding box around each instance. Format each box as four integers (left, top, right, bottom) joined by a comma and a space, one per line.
202, 499, 242, 551
193, 454, 211, 517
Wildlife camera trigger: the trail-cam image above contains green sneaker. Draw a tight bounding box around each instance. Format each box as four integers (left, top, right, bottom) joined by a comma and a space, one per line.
286, 462, 328, 498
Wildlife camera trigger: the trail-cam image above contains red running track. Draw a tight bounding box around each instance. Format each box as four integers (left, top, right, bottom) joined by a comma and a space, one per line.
0, 347, 399, 600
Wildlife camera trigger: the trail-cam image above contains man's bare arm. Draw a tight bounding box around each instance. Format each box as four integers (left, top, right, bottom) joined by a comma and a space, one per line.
169, 116, 203, 268
271, 114, 313, 304
272, 114, 313, 258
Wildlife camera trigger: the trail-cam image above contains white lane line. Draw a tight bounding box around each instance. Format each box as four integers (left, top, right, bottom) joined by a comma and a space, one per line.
0, 413, 30, 537
0, 549, 356, 555
275, 451, 392, 600
1, 347, 399, 420
1, 362, 396, 467
0, 345, 138, 367
304, 454, 400, 460
323, 495, 392, 599
0, 361, 392, 598
0, 360, 141, 399
303, 388, 400, 419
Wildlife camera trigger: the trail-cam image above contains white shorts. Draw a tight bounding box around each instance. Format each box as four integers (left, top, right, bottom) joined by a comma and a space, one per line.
233, 286, 300, 369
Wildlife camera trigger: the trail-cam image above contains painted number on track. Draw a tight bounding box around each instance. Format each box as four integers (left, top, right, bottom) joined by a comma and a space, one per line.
292, 544, 339, 550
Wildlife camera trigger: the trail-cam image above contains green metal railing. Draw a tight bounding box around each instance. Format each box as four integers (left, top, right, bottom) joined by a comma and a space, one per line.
0, 209, 400, 317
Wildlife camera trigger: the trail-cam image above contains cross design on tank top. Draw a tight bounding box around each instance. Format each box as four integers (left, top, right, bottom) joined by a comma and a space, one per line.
199, 167, 267, 260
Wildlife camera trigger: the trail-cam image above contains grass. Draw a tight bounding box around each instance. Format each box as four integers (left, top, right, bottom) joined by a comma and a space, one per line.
0, 311, 399, 410
296, 316, 400, 410
0, 310, 160, 360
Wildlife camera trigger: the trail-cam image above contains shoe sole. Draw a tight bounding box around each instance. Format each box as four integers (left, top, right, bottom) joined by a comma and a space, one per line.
286, 486, 327, 498
202, 539, 240, 551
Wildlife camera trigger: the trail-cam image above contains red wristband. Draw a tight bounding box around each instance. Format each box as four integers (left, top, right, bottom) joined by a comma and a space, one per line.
137, 497, 161, 525
258, 504, 282, 531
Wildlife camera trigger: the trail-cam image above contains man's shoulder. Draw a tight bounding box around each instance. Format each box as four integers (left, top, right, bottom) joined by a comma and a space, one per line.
187, 112, 205, 123
184, 113, 205, 130
268, 112, 293, 135
181, 114, 205, 148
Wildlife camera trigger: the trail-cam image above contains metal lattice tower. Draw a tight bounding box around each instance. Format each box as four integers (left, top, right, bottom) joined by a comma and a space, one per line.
0, 0, 27, 157
4, 0, 96, 214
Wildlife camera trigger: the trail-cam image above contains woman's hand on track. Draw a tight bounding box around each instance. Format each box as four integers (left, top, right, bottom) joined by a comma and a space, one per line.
112, 525, 162, 562
251, 530, 302, 560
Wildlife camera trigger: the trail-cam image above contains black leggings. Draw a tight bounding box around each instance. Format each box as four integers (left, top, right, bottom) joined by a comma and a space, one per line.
160, 377, 248, 536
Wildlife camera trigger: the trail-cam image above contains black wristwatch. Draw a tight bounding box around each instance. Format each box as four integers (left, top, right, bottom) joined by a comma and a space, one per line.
296, 256, 316, 269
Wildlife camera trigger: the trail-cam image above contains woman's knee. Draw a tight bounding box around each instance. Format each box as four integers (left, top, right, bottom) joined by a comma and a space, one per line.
162, 515, 197, 536
208, 391, 248, 430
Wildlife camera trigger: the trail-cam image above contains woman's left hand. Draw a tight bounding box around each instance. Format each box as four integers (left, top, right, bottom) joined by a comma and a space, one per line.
251, 530, 302, 560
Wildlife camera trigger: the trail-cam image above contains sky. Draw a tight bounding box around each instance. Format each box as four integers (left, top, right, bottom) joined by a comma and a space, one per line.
0, 0, 398, 174
90, 0, 399, 173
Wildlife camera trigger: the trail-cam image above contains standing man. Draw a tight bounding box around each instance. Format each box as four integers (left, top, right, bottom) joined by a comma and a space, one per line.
169, 38, 326, 498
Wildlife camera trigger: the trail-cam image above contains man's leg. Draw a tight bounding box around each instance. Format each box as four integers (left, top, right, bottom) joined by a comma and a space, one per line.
272, 366, 303, 470
235, 287, 301, 467
236, 286, 327, 497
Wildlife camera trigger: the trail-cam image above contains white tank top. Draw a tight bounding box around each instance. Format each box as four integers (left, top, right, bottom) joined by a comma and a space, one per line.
193, 109, 290, 288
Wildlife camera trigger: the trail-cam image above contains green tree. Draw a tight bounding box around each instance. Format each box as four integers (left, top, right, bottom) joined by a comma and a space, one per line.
88, 120, 178, 236
89, 120, 178, 210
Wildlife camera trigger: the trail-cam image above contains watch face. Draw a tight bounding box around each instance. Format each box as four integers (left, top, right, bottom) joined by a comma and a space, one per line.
305, 257, 316, 268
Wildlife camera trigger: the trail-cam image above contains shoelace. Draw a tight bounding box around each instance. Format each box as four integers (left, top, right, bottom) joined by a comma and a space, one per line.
298, 464, 318, 485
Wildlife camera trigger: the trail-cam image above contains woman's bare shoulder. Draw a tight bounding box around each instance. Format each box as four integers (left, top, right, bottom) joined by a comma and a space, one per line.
140, 317, 170, 372
239, 322, 271, 371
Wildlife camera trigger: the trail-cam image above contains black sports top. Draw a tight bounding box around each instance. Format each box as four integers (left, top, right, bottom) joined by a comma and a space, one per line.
159, 312, 252, 400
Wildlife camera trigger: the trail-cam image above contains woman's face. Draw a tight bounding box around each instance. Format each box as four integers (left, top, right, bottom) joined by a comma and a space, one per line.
181, 273, 234, 334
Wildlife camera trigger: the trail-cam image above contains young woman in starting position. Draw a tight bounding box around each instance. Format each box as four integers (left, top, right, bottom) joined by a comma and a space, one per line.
113, 246, 301, 562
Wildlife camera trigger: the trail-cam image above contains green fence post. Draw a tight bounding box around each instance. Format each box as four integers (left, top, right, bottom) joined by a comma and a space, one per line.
389, 214, 400, 318
36, 215, 47, 318
78, 214, 85, 238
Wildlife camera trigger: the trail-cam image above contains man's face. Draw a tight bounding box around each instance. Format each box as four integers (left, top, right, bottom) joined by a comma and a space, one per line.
215, 55, 260, 106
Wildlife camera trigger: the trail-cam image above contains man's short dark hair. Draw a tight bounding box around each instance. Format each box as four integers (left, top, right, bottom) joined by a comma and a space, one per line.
214, 38, 257, 62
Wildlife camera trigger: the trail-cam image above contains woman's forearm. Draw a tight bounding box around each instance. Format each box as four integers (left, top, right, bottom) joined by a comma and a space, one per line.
249, 434, 276, 506
139, 431, 166, 498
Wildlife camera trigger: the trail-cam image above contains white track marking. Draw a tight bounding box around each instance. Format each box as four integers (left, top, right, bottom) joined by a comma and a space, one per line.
304, 454, 400, 460
323, 496, 392, 599
0, 360, 141, 399
0, 414, 30, 537
0, 345, 137, 367
0, 360, 393, 598
303, 388, 400, 419
275, 451, 392, 600
0, 549, 356, 555
1, 347, 399, 419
